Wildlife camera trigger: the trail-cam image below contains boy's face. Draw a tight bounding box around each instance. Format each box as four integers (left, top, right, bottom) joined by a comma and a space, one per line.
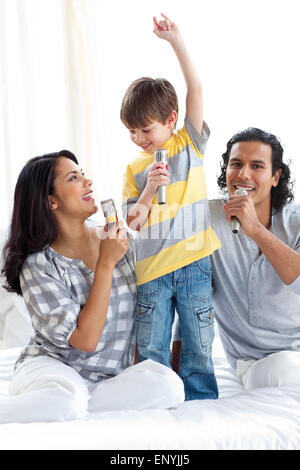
128, 116, 175, 153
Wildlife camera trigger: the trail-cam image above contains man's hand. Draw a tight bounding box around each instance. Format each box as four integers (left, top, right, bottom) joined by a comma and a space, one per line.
223, 193, 262, 238
224, 193, 300, 285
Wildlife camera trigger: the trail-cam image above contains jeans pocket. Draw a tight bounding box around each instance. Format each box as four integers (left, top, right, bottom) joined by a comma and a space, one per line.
135, 301, 153, 347
194, 305, 215, 351
195, 256, 211, 276
137, 278, 161, 297
189, 258, 212, 304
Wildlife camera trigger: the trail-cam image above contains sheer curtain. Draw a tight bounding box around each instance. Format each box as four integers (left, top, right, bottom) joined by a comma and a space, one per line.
1, 0, 300, 230
0, 0, 70, 228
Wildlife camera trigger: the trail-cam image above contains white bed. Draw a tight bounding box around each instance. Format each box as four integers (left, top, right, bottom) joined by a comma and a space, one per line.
1, 335, 300, 450
1, 234, 300, 450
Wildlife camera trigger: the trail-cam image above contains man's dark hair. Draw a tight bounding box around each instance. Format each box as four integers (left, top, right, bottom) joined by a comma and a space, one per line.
217, 127, 294, 213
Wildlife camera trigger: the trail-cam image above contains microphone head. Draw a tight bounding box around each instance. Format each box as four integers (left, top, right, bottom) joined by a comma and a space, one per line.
231, 188, 248, 234
100, 198, 118, 224
234, 188, 248, 196
154, 148, 168, 163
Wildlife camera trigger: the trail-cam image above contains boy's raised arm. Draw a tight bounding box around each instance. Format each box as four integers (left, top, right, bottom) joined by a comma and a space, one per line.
153, 13, 203, 133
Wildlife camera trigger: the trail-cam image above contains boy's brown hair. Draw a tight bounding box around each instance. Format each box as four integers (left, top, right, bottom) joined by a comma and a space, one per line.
120, 77, 178, 129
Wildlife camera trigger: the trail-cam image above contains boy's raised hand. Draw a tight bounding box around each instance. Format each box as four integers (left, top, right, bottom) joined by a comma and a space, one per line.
153, 13, 180, 43
153, 12, 203, 133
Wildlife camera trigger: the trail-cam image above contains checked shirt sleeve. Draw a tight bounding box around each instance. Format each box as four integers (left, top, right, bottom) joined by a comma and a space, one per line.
20, 252, 81, 349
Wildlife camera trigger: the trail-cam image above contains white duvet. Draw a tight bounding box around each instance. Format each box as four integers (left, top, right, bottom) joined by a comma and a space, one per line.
1, 339, 300, 450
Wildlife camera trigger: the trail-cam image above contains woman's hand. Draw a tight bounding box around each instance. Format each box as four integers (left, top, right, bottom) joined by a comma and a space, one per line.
71, 222, 129, 352
98, 222, 129, 269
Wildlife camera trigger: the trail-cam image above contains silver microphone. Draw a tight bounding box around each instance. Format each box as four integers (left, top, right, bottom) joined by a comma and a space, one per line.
231, 188, 248, 234
100, 198, 137, 288
100, 198, 118, 230
154, 148, 168, 205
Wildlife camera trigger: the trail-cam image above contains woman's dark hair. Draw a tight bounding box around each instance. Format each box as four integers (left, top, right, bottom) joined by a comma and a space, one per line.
217, 127, 294, 213
1, 150, 78, 295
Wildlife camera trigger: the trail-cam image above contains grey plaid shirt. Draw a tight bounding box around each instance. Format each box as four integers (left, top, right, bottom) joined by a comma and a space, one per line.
16, 244, 137, 383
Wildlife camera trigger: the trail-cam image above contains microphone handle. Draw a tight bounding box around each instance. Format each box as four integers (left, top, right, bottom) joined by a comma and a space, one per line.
231, 187, 248, 234
231, 216, 241, 234
154, 148, 168, 205
157, 185, 166, 205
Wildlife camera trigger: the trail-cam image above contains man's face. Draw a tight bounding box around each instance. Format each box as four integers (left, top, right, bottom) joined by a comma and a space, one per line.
226, 140, 281, 215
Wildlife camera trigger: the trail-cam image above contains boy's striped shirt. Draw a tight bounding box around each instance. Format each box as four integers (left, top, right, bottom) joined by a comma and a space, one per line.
122, 116, 221, 285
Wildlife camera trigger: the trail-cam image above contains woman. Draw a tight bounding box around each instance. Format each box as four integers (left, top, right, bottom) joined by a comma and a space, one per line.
1, 150, 184, 423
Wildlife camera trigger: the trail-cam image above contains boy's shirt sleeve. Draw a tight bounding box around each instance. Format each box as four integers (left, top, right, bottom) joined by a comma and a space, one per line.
183, 116, 210, 157
122, 163, 140, 220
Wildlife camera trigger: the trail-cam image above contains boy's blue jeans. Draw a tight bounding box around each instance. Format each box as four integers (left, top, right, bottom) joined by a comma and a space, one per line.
135, 257, 218, 400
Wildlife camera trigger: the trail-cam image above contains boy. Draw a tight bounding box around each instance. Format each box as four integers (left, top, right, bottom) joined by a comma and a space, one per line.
121, 14, 220, 400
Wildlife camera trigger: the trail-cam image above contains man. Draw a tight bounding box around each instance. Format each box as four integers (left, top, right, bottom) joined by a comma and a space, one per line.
173, 127, 300, 390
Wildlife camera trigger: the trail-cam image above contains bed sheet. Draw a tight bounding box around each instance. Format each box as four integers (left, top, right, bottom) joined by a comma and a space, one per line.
1, 340, 300, 450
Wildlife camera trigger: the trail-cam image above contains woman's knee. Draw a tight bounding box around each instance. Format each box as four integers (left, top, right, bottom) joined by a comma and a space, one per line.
143, 360, 185, 407
36, 373, 89, 420
9, 357, 89, 421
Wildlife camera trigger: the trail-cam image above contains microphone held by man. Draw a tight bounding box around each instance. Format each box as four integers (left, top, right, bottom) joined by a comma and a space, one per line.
231, 187, 248, 234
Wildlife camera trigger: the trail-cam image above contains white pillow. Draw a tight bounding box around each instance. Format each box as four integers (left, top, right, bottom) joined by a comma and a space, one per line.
3, 296, 33, 348
0, 229, 33, 349
0, 229, 10, 346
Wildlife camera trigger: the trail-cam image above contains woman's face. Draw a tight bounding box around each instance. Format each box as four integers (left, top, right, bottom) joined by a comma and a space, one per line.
50, 157, 98, 219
